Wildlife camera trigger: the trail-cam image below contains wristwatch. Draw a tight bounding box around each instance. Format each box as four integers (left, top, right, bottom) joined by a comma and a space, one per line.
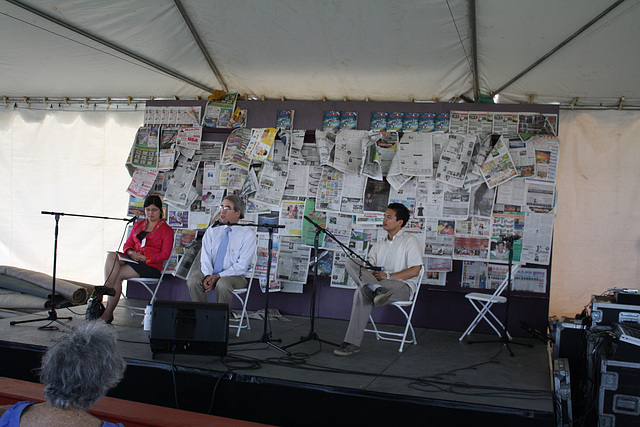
386, 271, 391, 280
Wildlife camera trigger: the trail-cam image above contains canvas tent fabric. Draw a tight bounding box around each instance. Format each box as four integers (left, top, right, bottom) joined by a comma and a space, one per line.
1, 107, 639, 319
0, 266, 89, 304
0, 0, 639, 108
0, 0, 639, 318
0, 290, 49, 311
552, 110, 640, 316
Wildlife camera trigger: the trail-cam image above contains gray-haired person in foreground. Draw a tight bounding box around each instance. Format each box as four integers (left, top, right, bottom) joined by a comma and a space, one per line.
0, 321, 126, 426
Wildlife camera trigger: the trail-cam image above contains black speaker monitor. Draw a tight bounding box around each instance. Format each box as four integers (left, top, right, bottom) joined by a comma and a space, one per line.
150, 301, 229, 357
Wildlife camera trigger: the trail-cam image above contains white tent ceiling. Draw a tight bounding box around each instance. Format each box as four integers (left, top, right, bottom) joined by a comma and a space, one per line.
1, 0, 639, 109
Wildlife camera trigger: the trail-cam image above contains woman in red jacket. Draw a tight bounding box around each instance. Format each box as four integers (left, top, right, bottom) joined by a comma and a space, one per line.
100, 195, 174, 323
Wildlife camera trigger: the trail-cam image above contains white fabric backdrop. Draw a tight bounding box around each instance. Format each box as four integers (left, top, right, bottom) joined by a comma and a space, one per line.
0, 109, 143, 286
552, 110, 640, 316
1, 108, 638, 316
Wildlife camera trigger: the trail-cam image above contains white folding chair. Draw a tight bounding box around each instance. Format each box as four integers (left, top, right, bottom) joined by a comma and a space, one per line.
364, 266, 425, 352
459, 263, 522, 341
121, 242, 176, 317
229, 256, 257, 337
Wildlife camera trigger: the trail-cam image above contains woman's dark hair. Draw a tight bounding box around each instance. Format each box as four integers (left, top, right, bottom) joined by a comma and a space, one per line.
387, 203, 410, 228
144, 195, 164, 218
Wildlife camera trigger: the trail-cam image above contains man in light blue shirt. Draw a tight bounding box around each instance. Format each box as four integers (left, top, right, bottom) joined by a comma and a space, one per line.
187, 195, 256, 305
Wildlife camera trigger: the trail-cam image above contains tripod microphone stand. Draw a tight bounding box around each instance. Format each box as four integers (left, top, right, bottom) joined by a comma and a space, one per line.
229, 221, 291, 356
286, 216, 383, 350
285, 215, 340, 350
467, 234, 532, 356
11, 211, 134, 330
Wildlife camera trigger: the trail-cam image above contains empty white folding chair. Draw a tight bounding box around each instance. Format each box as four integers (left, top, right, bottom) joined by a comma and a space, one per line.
229, 256, 257, 337
364, 266, 425, 352
459, 263, 522, 342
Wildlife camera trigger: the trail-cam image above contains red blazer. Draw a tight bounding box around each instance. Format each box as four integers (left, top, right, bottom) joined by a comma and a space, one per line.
123, 218, 174, 271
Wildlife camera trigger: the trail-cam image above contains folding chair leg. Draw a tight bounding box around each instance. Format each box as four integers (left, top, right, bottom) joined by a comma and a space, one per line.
399, 322, 414, 352
460, 305, 487, 341
483, 304, 508, 337
363, 269, 424, 352
365, 315, 383, 340
460, 263, 522, 342
460, 299, 508, 341
460, 300, 495, 341
235, 303, 251, 337
472, 300, 503, 337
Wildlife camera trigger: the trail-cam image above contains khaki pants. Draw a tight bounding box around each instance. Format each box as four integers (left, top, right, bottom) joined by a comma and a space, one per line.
343, 258, 411, 346
186, 249, 247, 306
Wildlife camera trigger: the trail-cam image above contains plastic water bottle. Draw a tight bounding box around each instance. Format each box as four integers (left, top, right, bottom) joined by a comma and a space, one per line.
143, 304, 152, 331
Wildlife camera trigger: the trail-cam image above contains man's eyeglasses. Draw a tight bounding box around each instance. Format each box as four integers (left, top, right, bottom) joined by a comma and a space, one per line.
220, 205, 234, 211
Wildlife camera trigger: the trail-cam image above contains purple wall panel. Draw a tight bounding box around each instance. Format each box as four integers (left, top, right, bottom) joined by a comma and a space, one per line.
138, 100, 557, 338
127, 274, 549, 338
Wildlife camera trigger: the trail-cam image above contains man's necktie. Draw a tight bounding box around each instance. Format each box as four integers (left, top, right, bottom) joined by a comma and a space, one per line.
212, 227, 230, 275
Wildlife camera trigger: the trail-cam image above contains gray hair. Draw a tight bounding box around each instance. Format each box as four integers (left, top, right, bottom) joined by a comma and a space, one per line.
224, 194, 245, 219
40, 321, 126, 410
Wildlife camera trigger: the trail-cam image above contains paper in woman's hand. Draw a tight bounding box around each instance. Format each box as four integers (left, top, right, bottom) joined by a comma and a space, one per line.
116, 251, 139, 264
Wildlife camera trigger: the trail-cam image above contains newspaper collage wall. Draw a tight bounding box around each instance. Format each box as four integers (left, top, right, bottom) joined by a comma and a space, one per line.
125, 97, 558, 296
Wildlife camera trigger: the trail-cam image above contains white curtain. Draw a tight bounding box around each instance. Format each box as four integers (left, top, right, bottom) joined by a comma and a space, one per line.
1, 108, 638, 316
551, 110, 640, 317
0, 109, 143, 286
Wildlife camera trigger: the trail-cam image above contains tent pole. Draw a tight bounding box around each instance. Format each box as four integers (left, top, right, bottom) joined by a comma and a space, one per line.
492, 0, 628, 96
469, 0, 479, 102
173, 0, 229, 92
6, 0, 215, 93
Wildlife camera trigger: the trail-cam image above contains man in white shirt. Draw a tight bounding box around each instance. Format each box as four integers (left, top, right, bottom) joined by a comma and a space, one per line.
334, 203, 423, 356
186, 195, 256, 306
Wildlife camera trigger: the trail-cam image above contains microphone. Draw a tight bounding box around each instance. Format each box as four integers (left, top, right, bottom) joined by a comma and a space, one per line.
209, 205, 223, 227
499, 233, 521, 243
127, 215, 138, 223
367, 265, 385, 271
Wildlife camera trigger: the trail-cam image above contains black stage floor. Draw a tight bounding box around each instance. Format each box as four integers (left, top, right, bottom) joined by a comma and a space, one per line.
0, 301, 556, 426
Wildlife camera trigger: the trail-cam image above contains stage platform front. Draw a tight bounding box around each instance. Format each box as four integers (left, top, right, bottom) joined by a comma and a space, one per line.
0, 301, 556, 426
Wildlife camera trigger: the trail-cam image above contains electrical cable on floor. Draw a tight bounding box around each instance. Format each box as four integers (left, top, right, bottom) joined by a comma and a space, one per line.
65, 307, 83, 316
217, 344, 553, 402
45, 310, 552, 405
38, 321, 59, 331
222, 356, 262, 371
91, 316, 553, 409
124, 337, 551, 416
207, 368, 232, 415
170, 350, 180, 410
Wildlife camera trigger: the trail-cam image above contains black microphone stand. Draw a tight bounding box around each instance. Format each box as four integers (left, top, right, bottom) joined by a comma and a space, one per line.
304, 216, 380, 271
467, 234, 532, 356
11, 211, 133, 330
284, 216, 340, 350
229, 221, 291, 356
